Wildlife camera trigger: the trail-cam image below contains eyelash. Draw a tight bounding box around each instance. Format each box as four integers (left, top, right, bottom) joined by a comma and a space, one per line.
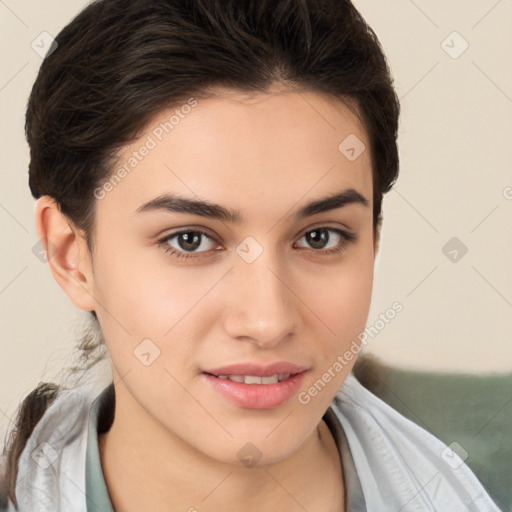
157, 227, 356, 261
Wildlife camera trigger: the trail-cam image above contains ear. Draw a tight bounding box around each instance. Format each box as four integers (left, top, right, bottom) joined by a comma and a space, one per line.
34, 196, 96, 312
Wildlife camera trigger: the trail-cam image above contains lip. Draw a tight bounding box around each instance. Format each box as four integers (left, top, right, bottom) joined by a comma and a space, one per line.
202, 361, 309, 410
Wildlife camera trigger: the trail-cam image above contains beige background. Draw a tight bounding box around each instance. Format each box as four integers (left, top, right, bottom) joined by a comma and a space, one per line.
1, 1, 511, 441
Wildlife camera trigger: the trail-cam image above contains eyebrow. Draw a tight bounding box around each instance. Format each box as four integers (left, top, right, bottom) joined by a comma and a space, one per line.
135, 187, 369, 223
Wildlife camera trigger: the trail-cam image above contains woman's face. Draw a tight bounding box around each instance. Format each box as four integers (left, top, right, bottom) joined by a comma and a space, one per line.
88, 87, 375, 465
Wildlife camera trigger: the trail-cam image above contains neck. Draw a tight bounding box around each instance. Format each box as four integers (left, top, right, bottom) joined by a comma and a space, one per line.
98, 394, 344, 511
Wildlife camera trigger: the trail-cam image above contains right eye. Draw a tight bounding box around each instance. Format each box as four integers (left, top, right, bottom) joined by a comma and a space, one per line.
158, 229, 221, 260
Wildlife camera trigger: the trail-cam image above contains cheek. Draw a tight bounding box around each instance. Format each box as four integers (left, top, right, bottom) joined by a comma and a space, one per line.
307, 246, 374, 335
90, 242, 225, 377
311, 275, 373, 370
94, 267, 213, 345
297, 255, 374, 407
91, 228, 205, 330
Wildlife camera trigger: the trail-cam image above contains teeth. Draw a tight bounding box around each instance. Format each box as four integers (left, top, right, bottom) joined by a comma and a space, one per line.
215, 373, 291, 384
244, 375, 263, 384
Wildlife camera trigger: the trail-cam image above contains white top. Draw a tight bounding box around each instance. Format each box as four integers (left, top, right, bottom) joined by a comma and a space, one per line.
2, 373, 502, 511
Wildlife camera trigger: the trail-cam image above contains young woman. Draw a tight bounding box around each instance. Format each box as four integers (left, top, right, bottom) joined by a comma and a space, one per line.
0, 0, 502, 510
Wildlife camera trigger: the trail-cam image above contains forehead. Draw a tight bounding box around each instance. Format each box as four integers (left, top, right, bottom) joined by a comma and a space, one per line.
97, 88, 372, 224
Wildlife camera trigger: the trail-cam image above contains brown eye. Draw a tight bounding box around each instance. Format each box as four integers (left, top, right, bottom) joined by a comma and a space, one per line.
296, 227, 355, 253
173, 231, 203, 251
159, 229, 218, 259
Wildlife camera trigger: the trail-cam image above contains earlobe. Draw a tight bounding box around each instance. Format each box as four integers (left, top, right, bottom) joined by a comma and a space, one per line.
34, 196, 96, 312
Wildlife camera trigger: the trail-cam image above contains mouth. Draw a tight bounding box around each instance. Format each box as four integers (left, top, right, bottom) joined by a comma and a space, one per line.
204, 373, 292, 384
201, 363, 308, 409
203, 361, 308, 379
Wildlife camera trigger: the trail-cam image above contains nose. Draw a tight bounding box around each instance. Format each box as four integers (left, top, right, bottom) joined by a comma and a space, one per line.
221, 247, 298, 349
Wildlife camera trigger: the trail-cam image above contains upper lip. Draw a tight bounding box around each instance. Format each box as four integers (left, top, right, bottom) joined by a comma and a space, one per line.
203, 362, 309, 377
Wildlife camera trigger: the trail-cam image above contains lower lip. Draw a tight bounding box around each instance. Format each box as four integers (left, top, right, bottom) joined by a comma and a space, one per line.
203, 371, 307, 409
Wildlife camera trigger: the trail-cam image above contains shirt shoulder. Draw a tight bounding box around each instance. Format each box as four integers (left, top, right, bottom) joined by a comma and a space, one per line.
11, 381, 109, 512
326, 373, 503, 511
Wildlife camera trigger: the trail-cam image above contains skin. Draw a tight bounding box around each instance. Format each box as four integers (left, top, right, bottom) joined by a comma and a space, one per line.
35, 85, 376, 511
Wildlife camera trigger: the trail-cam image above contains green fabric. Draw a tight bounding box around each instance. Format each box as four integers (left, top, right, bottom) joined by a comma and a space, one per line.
357, 367, 512, 512
85, 385, 114, 512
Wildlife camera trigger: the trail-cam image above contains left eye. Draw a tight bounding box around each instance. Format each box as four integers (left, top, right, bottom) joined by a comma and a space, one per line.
295, 227, 350, 251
